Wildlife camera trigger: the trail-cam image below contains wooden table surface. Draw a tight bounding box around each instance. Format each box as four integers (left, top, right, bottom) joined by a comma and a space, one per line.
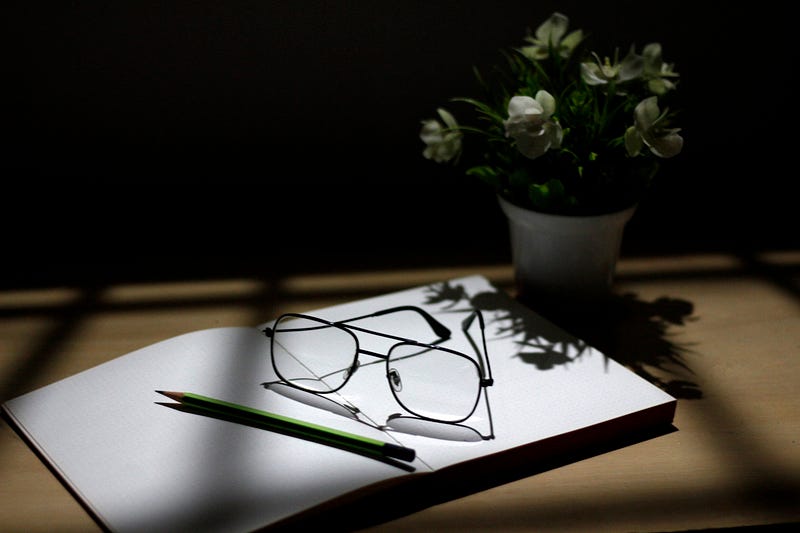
2, 252, 799, 532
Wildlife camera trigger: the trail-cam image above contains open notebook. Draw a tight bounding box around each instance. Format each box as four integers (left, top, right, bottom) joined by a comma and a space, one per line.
2, 275, 676, 532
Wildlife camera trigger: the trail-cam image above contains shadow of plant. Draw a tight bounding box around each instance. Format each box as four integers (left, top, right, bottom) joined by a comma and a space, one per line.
424, 281, 701, 400
542, 292, 702, 400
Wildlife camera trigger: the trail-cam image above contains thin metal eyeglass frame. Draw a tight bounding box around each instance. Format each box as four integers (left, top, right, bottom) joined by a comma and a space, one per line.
262, 305, 493, 424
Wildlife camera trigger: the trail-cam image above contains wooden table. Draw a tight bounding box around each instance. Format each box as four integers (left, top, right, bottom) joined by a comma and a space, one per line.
2, 253, 798, 531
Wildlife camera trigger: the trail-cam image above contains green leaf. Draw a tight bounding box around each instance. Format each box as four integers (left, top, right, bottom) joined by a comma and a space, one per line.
528, 178, 566, 210
508, 168, 531, 189
466, 166, 501, 187
451, 97, 506, 123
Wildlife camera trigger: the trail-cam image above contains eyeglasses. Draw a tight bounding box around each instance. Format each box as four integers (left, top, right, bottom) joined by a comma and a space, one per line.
262, 305, 493, 425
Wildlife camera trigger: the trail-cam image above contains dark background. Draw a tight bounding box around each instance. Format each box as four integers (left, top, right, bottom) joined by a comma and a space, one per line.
3, 1, 797, 286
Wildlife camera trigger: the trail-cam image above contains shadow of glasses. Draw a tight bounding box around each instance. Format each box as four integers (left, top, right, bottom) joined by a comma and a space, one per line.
261, 381, 493, 442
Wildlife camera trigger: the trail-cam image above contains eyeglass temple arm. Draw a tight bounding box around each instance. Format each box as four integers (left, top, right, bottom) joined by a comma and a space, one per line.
462, 310, 494, 386
339, 305, 452, 341
261, 306, 451, 343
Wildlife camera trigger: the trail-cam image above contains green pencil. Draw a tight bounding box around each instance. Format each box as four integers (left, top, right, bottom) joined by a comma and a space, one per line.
155, 391, 416, 462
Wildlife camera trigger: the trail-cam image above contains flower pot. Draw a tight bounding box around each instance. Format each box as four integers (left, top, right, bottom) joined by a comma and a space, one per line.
497, 194, 637, 311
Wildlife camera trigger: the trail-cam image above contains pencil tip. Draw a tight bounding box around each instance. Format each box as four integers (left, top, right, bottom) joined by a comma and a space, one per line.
156, 390, 182, 401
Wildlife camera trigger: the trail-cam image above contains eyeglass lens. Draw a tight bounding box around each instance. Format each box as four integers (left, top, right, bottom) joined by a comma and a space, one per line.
271, 315, 357, 393
387, 343, 481, 422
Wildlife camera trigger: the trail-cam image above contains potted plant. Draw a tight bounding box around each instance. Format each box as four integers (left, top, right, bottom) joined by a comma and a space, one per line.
420, 12, 683, 309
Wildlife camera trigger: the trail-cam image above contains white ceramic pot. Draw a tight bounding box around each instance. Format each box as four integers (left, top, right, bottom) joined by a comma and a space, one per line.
497, 194, 637, 309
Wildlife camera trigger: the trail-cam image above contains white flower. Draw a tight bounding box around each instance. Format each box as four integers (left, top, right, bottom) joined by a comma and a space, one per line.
503, 92, 563, 159
420, 108, 462, 163
642, 43, 679, 95
520, 12, 583, 60
624, 96, 683, 158
581, 46, 643, 86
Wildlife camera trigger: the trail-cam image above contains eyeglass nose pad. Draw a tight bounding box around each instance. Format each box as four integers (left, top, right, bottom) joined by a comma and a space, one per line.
387, 368, 403, 392
344, 359, 360, 381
